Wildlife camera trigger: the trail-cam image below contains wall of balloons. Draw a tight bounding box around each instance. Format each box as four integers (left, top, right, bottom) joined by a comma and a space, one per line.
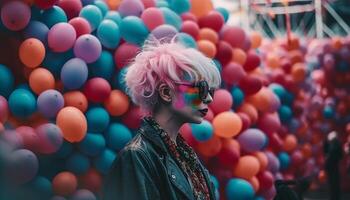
0, 0, 350, 200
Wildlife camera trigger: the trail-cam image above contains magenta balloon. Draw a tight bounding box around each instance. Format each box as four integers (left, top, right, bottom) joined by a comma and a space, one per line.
0, 95, 8, 123
237, 128, 267, 153
150, 24, 178, 40
221, 26, 246, 49
48, 22, 77, 52
118, 0, 145, 17
36, 123, 63, 154
222, 62, 246, 85
74, 34, 102, 63
257, 113, 281, 136
1, 1, 31, 31
141, 7, 164, 31
37, 89, 65, 118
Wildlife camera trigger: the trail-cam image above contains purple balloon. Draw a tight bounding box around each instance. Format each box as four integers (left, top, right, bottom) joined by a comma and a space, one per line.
151, 24, 178, 40
237, 128, 267, 153
24, 21, 49, 45
266, 151, 280, 173
2, 130, 23, 150
70, 189, 97, 200
1, 1, 31, 31
36, 123, 63, 154
74, 34, 102, 63
37, 89, 64, 118
118, 0, 145, 17
61, 58, 89, 90
48, 22, 77, 52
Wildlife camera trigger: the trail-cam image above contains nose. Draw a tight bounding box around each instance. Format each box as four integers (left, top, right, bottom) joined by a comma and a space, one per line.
203, 93, 213, 104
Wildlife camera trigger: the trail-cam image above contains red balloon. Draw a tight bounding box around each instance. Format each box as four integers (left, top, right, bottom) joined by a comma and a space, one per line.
237, 112, 251, 131
34, 0, 58, 9
269, 133, 283, 151
291, 150, 303, 166
79, 169, 102, 193
257, 171, 274, 191
181, 20, 200, 39
0, 96, 9, 123
114, 43, 140, 69
58, 0, 82, 19
221, 26, 246, 49
16, 126, 39, 152
243, 52, 260, 71
122, 106, 142, 129
69, 17, 92, 38
181, 12, 198, 22
257, 113, 281, 136
218, 139, 240, 167
222, 62, 246, 85
239, 75, 262, 96
198, 10, 224, 32
179, 123, 197, 147
83, 78, 111, 103
215, 41, 232, 65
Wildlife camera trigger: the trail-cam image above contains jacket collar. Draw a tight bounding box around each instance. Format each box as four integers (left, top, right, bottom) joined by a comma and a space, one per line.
139, 118, 169, 155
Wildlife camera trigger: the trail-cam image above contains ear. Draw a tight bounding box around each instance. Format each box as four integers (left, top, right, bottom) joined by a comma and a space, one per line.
158, 83, 173, 103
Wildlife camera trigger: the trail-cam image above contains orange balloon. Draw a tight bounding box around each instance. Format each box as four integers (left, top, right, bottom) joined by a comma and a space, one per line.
63, 91, 88, 113
247, 87, 278, 113
291, 62, 306, 82
289, 50, 303, 65
266, 53, 280, 69
197, 40, 216, 58
196, 135, 222, 157
221, 138, 240, 152
249, 176, 260, 192
332, 37, 342, 50
238, 103, 258, 123
104, 90, 130, 116
106, 0, 122, 10
232, 48, 247, 65
233, 155, 260, 180
56, 107, 87, 143
283, 134, 297, 152
250, 32, 262, 49
198, 28, 218, 44
253, 152, 268, 172
190, 0, 213, 18
52, 172, 78, 196
19, 38, 45, 68
318, 170, 326, 183
29, 68, 55, 95
213, 111, 242, 138
301, 143, 312, 159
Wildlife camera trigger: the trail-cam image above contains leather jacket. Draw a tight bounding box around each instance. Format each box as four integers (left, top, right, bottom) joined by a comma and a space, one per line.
103, 119, 216, 200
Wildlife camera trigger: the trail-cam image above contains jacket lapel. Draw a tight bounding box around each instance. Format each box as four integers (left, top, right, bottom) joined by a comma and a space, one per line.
198, 162, 216, 200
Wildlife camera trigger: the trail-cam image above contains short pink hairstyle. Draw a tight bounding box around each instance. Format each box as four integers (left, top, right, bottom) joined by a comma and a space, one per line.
124, 37, 221, 116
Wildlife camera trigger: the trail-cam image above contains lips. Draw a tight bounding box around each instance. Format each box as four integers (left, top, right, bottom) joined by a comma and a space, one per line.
198, 108, 208, 116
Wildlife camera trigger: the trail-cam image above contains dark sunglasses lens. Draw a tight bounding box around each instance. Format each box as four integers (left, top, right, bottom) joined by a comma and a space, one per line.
198, 81, 209, 101
209, 88, 215, 97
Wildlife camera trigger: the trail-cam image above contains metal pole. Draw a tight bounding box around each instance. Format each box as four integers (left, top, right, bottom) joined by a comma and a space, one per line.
314, 0, 323, 38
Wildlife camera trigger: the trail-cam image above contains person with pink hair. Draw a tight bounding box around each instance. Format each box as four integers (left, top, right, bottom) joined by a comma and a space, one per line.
103, 37, 221, 200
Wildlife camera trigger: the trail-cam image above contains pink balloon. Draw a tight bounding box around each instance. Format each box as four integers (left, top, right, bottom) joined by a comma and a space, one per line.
222, 62, 246, 85
36, 123, 63, 154
181, 20, 200, 39
198, 10, 224, 32
221, 26, 246, 49
58, 0, 83, 19
1, 1, 31, 31
0, 96, 9, 123
69, 17, 92, 37
209, 89, 233, 114
74, 34, 102, 63
258, 113, 281, 136
181, 12, 198, 22
141, 7, 164, 31
140, 0, 156, 8
114, 42, 140, 69
16, 126, 39, 152
118, 0, 145, 17
48, 22, 77, 52
216, 41, 233, 65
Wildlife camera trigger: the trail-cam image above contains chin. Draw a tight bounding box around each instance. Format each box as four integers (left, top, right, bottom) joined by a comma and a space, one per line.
188, 115, 203, 124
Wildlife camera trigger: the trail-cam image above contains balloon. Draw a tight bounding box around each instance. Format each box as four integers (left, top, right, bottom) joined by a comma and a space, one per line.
41, 6, 68, 28
243, 52, 260, 71
257, 171, 274, 191
29, 68, 55, 95
70, 189, 96, 200
37, 89, 64, 118
222, 26, 246, 49
160, 7, 182, 30
94, 0, 109, 17
79, 169, 102, 193
83, 77, 111, 103
1, 1, 31, 31
0, 64, 14, 97
237, 112, 251, 131
119, 16, 149, 45
151, 24, 178, 40
250, 176, 260, 192
86, 107, 110, 133
141, 0, 156, 8
68, 17, 92, 37
197, 40, 216, 58
218, 139, 240, 167
97, 19, 120, 49
196, 135, 222, 157
93, 148, 117, 174
78, 132, 105, 156
0, 96, 8, 123
34, 0, 58, 9
175, 32, 197, 48
16, 126, 38, 152
9, 88, 37, 118
55, 141, 73, 159
51, 196, 66, 200
237, 129, 267, 153
48, 23, 76, 52
118, 0, 144, 17
209, 89, 233, 114
42, 50, 73, 78
114, 42, 140, 69
198, 10, 224, 32
278, 105, 293, 123
63, 91, 88, 112
238, 103, 258, 124
291, 62, 307, 82
56, 106, 87, 143
253, 152, 268, 172
233, 155, 260, 180
89, 50, 114, 80
257, 112, 281, 136
191, 120, 213, 141
24, 176, 53, 200
104, 11, 122, 26
181, 20, 199, 38
239, 75, 262, 96
198, 28, 218, 44
23, 21, 49, 44
36, 123, 63, 154
66, 152, 90, 175
79, 5, 103, 31
225, 178, 255, 200
266, 151, 280, 173
58, 0, 83, 19
222, 62, 246, 85
250, 32, 262, 49
104, 90, 130, 116
231, 87, 244, 108
61, 58, 88, 90
212, 111, 242, 138
277, 152, 290, 170
52, 172, 78, 196
121, 106, 142, 129
105, 0, 121, 10
248, 87, 280, 112
169, 0, 190, 14
232, 48, 247, 65
190, 0, 213, 18
74, 34, 102, 63
140, 8, 163, 30
19, 38, 45, 68
105, 123, 132, 151
215, 41, 232, 65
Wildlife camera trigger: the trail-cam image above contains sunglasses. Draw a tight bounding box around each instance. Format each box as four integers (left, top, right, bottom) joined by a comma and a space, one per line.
175, 80, 215, 102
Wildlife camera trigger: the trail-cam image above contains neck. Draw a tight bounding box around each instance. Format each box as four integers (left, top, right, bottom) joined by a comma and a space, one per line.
152, 111, 183, 145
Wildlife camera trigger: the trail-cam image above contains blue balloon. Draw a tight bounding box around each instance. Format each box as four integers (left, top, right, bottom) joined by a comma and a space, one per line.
231, 87, 244, 108
226, 178, 255, 200
78, 133, 106, 156
97, 19, 120, 49
43, 50, 73, 78
23, 21, 49, 45
157, 0, 169, 7
176, 33, 197, 48
94, 0, 109, 17
41, 6, 67, 28
216, 7, 229, 22
61, 58, 88, 90
86, 107, 110, 132
278, 105, 293, 123
79, 5, 103, 31
89, 50, 115, 81
323, 106, 335, 119
104, 11, 122, 25
9, 89, 36, 118
168, 0, 190, 14
191, 120, 213, 142
119, 16, 149, 45
105, 123, 132, 151
55, 141, 73, 159
0, 64, 14, 97
160, 7, 182, 30
278, 152, 290, 170
94, 148, 116, 174
210, 175, 219, 189
37, 90, 65, 118
66, 152, 90, 175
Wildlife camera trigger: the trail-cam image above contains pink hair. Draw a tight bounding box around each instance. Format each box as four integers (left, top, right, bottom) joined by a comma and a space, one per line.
124, 37, 221, 116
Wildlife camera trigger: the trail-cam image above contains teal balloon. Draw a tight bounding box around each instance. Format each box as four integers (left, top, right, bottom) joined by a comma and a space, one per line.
160, 7, 182, 30
278, 105, 293, 123
94, 0, 109, 17
86, 107, 110, 133
254, 197, 265, 200
168, 0, 190, 14
282, 91, 294, 106
157, 0, 169, 7
66, 152, 90, 175
0, 64, 14, 97
278, 152, 290, 170
216, 7, 229, 22
105, 123, 132, 151
120, 16, 149, 45
97, 19, 120, 49
94, 148, 116, 174
41, 6, 67, 28
176, 33, 196, 48
89, 50, 115, 80
210, 175, 219, 189
112, 67, 128, 92
226, 178, 255, 200
269, 83, 286, 101
23, 176, 52, 200
55, 141, 73, 159
30, 6, 42, 21
79, 5, 103, 31
9, 89, 36, 118
213, 59, 222, 72
323, 106, 334, 119
78, 133, 106, 156
231, 87, 244, 108
104, 11, 122, 25
191, 120, 213, 142
43, 50, 73, 78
